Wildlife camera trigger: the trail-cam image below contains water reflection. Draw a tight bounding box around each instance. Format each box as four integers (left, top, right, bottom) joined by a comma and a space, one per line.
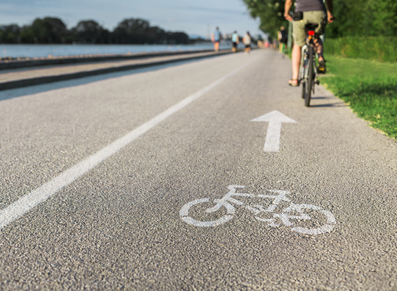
1, 43, 240, 58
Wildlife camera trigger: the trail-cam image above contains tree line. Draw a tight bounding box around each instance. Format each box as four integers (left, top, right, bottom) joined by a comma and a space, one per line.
242, 0, 397, 38
0, 17, 195, 45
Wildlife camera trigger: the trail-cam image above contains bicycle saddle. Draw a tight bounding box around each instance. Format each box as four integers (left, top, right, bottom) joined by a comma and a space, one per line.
305, 23, 319, 31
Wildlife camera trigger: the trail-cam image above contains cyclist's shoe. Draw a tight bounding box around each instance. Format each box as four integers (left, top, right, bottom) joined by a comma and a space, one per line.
288, 79, 300, 87
318, 60, 326, 74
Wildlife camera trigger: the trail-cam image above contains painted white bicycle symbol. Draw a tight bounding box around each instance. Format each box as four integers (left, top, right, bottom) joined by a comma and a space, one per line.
180, 185, 336, 235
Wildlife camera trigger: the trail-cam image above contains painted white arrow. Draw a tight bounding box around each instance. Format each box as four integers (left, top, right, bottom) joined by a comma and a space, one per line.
251, 110, 297, 152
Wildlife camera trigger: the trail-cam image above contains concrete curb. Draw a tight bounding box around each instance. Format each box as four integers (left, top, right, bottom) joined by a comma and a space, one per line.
0, 49, 216, 70
0, 51, 232, 91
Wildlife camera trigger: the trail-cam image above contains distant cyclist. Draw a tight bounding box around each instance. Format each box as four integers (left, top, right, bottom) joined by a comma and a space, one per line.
284, 0, 335, 86
231, 31, 239, 52
211, 27, 222, 52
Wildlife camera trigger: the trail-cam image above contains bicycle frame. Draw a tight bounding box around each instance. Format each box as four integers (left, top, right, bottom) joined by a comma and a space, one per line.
301, 41, 317, 84
307, 33, 318, 93
300, 29, 318, 106
300, 45, 308, 82
206, 185, 291, 214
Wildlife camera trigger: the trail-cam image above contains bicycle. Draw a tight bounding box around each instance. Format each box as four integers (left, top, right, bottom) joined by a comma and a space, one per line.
180, 185, 336, 235
300, 24, 321, 107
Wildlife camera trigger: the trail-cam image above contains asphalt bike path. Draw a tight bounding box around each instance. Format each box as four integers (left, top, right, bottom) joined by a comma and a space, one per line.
0, 50, 396, 289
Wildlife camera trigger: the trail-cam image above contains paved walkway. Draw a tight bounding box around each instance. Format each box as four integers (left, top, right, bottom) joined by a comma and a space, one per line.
1, 49, 396, 290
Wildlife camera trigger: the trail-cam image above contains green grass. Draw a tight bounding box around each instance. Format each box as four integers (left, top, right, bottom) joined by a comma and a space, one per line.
325, 37, 397, 63
320, 55, 397, 140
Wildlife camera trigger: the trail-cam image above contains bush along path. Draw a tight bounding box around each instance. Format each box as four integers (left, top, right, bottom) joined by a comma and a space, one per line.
319, 55, 397, 140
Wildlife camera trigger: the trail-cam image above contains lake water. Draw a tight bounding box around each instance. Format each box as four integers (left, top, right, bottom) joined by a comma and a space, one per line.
0, 43, 240, 58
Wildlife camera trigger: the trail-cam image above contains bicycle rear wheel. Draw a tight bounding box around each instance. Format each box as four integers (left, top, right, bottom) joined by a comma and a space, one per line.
180, 198, 235, 227
300, 47, 307, 99
304, 46, 313, 107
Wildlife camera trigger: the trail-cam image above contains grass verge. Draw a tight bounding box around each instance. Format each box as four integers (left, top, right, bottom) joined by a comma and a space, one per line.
319, 55, 397, 140
325, 37, 397, 63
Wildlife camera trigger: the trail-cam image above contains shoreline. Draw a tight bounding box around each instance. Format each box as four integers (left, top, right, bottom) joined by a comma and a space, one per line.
0, 48, 226, 70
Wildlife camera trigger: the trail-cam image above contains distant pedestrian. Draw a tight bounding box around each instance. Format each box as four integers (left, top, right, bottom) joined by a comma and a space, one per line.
243, 31, 252, 53
211, 27, 222, 52
231, 31, 239, 52
278, 26, 288, 54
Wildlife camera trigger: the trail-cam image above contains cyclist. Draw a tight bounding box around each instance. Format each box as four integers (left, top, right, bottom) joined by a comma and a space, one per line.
284, 0, 334, 86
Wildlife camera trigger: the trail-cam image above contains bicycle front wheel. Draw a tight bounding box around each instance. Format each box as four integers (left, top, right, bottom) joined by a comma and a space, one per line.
304, 46, 313, 107
281, 204, 336, 235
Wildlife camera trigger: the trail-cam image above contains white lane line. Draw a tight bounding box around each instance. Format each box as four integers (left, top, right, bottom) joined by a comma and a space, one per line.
0, 61, 252, 231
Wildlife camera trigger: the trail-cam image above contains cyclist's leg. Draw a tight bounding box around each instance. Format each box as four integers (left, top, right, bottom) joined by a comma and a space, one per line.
290, 19, 306, 85
291, 44, 301, 83
305, 11, 327, 71
214, 41, 220, 52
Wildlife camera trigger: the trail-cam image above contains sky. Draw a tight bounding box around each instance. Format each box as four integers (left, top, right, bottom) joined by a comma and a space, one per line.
0, 0, 263, 38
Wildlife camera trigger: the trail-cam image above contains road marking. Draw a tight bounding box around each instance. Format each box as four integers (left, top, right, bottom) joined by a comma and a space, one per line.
180, 185, 336, 235
0, 61, 252, 231
251, 110, 297, 152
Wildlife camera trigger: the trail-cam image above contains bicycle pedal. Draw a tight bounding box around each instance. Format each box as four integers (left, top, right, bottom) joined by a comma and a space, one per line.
315, 80, 320, 85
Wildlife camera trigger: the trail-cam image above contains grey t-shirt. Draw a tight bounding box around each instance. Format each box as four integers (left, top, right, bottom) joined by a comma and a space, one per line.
295, 0, 326, 12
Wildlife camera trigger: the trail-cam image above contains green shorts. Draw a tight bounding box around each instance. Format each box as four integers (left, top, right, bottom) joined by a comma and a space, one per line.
293, 11, 327, 47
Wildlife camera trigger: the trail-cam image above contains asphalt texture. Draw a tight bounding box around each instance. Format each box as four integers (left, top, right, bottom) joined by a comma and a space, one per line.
0, 49, 396, 290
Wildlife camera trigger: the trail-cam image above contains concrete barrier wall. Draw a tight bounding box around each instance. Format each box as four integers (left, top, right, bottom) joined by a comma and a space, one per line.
0, 49, 214, 70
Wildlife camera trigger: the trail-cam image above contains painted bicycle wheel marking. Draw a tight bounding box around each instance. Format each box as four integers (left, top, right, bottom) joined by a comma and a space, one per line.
180, 185, 336, 235
180, 198, 235, 227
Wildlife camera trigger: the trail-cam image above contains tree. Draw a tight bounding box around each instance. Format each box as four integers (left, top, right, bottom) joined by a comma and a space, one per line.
0, 16, 193, 44
168, 32, 189, 44
366, 0, 397, 36
147, 26, 167, 44
113, 18, 152, 44
325, 0, 365, 38
20, 17, 69, 43
242, 0, 397, 38
72, 20, 109, 44
243, 0, 289, 38
0, 24, 21, 43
